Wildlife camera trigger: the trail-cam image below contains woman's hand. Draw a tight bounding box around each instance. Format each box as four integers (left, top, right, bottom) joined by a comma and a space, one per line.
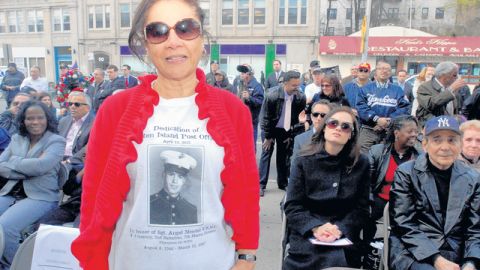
312, 223, 342, 243
230, 260, 255, 270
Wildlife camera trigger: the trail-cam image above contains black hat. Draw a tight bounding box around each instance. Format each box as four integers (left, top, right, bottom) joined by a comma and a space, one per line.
7, 63, 16, 69
237, 64, 253, 74
310, 60, 320, 68
210, 60, 219, 64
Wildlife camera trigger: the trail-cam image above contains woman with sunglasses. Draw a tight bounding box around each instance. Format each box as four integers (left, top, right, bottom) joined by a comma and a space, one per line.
0, 100, 65, 269
310, 74, 350, 107
71, 1, 259, 270
284, 107, 369, 269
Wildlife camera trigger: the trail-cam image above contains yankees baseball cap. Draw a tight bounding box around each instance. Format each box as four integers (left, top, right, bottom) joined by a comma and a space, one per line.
424, 116, 461, 136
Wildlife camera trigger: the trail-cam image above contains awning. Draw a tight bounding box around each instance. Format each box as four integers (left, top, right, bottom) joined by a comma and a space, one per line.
319, 36, 480, 57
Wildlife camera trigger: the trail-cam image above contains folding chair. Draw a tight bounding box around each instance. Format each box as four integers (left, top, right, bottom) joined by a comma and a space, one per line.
10, 231, 36, 270
379, 203, 390, 270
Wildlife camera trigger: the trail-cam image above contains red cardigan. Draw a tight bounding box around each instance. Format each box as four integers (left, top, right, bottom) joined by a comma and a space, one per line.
71, 69, 260, 270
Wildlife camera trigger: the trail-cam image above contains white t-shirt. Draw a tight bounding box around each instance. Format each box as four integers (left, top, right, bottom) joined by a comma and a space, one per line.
109, 94, 235, 270
20, 77, 49, 93
304, 83, 321, 101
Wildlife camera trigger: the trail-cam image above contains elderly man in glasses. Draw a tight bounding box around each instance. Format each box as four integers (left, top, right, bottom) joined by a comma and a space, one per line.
36, 91, 95, 227
389, 116, 480, 270
416, 61, 467, 128
292, 100, 334, 162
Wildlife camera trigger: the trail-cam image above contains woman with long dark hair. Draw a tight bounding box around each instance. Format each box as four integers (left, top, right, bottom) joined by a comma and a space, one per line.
310, 74, 350, 107
283, 106, 369, 269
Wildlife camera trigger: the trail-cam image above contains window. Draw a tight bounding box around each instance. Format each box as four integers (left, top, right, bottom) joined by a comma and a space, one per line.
327, 8, 337, 20
238, 0, 249, 25
63, 9, 71, 31
435, 8, 444, 19
0, 12, 5, 33
326, 27, 334, 36
345, 27, 352, 35
8, 11, 23, 33
422, 8, 429, 19
387, 8, 399, 19
279, 0, 307, 25
254, 0, 266, 24
7, 11, 16, 32
88, 5, 111, 29
222, 0, 233, 25
120, 4, 130, 28
199, 1, 210, 25
346, 8, 352, 20
27, 10, 44, 32
408, 8, 415, 19
52, 9, 70, 32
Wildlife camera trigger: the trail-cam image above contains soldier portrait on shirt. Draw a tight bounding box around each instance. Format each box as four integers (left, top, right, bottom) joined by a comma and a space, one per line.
149, 149, 201, 226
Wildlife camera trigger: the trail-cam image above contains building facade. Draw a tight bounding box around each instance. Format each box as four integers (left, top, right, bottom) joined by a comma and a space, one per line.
0, 0, 474, 83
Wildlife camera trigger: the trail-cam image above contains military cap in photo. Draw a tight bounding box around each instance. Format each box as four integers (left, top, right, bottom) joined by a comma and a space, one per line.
160, 150, 197, 171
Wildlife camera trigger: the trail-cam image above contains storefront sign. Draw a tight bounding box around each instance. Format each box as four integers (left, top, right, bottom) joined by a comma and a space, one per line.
319, 36, 480, 57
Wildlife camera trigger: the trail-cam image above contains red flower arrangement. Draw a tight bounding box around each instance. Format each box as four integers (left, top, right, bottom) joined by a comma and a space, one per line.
56, 68, 93, 106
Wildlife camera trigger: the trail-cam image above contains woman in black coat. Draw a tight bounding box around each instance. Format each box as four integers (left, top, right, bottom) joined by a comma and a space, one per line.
283, 106, 370, 269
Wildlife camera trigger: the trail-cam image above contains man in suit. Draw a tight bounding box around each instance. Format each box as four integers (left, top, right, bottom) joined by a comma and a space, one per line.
93, 64, 124, 112
150, 150, 198, 225
85, 68, 105, 103
264, 59, 285, 91
36, 91, 94, 227
396, 69, 413, 103
259, 70, 306, 196
416, 62, 467, 127
121, 64, 139, 89
389, 116, 480, 270
292, 100, 333, 162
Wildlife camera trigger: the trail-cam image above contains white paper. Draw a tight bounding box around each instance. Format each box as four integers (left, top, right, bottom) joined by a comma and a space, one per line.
31, 225, 82, 270
309, 237, 353, 246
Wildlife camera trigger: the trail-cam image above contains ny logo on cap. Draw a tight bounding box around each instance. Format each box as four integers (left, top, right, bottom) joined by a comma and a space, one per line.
437, 117, 450, 128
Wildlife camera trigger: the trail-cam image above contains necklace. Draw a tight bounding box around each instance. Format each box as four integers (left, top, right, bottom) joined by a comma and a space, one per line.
151, 80, 156, 90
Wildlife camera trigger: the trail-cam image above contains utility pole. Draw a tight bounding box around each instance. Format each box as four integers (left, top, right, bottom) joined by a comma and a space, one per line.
361, 0, 372, 62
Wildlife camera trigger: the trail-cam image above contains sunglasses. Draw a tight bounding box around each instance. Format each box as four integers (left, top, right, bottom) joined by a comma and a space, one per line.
67, 102, 88, 107
326, 119, 353, 133
358, 68, 370, 73
144, 18, 202, 44
311, 112, 327, 118
320, 84, 332, 88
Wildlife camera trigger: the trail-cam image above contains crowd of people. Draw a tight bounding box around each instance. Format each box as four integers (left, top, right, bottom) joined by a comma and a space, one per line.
0, 0, 479, 269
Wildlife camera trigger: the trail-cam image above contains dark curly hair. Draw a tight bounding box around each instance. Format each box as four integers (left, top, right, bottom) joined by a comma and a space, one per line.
16, 100, 57, 137
385, 115, 418, 144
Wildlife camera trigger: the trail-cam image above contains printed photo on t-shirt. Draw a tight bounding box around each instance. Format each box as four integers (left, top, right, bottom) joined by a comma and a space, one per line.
148, 145, 203, 226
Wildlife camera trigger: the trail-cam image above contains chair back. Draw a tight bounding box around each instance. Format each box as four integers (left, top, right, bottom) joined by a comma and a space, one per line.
10, 231, 36, 270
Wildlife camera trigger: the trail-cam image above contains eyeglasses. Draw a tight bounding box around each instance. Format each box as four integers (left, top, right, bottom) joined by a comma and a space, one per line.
311, 112, 327, 119
320, 84, 332, 88
144, 18, 202, 44
326, 119, 353, 133
67, 102, 88, 107
358, 68, 370, 73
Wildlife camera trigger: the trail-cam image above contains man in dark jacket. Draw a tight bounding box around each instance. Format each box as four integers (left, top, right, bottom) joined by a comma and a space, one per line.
416, 61, 467, 127
389, 116, 480, 270
213, 70, 235, 94
259, 70, 306, 196
93, 64, 124, 112
264, 59, 285, 91
0, 92, 31, 136
235, 64, 264, 146
205, 60, 219, 86
0, 63, 25, 108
